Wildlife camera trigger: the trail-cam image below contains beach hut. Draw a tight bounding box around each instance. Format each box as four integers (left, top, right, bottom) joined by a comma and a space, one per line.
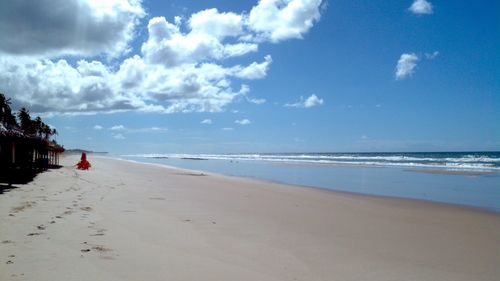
0, 124, 64, 184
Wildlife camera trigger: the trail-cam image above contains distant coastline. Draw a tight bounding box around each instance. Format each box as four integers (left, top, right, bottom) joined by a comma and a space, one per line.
65, 149, 108, 155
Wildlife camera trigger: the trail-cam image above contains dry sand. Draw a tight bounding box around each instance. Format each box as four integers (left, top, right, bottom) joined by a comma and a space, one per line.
1, 155, 499, 281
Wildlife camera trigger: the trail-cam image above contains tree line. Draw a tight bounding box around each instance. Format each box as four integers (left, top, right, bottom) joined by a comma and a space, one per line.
0, 93, 57, 140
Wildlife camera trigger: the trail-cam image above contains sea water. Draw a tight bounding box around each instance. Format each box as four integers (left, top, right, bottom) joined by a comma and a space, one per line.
121, 152, 500, 212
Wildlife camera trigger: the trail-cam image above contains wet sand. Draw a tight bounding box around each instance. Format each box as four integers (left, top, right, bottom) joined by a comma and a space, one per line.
1, 155, 499, 281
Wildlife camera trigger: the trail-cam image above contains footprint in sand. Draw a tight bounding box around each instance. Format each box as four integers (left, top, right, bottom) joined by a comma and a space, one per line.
80, 242, 114, 258
11, 201, 36, 213
80, 207, 92, 212
27, 232, 42, 236
90, 228, 106, 236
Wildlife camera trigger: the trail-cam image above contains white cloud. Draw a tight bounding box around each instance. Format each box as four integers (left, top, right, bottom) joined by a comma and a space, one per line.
148, 127, 167, 131
94, 125, 103, 130
248, 0, 323, 42
235, 119, 251, 125
201, 119, 213, 124
409, 0, 433, 15
395, 53, 419, 80
110, 125, 125, 130
0, 0, 325, 115
247, 97, 266, 104
304, 94, 324, 107
222, 127, 234, 131
113, 133, 126, 140
189, 8, 244, 39
285, 94, 324, 108
233, 55, 273, 79
0, 0, 145, 57
127, 127, 168, 133
425, 51, 439, 59
109, 126, 168, 133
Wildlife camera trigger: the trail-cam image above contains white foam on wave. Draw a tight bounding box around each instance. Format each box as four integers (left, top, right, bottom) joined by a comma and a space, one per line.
122, 153, 500, 171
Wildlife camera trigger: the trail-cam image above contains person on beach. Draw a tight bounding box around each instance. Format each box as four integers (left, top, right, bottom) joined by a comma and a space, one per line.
76, 152, 91, 170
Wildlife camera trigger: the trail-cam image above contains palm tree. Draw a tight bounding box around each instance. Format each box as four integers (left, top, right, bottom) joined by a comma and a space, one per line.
0, 93, 19, 129
0, 93, 7, 123
41, 123, 53, 140
33, 116, 43, 138
18, 107, 34, 136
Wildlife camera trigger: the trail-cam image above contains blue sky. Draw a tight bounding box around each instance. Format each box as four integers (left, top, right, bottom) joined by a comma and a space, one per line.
0, 0, 498, 153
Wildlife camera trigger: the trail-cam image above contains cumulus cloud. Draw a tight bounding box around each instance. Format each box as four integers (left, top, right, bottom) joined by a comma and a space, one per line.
189, 8, 244, 39
94, 125, 103, 130
0, 0, 325, 115
141, 16, 258, 67
233, 55, 273, 79
395, 53, 419, 80
201, 119, 213, 124
248, 0, 323, 42
235, 119, 251, 125
409, 0, 433, 15
0, 0, 145, 57
285, 94, 324, 108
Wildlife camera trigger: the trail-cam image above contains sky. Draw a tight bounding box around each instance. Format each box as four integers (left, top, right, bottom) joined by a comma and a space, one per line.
0, 0, 498, 154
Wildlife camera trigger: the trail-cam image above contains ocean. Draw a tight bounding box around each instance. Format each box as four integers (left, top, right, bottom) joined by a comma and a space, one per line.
120, 152, 500, 212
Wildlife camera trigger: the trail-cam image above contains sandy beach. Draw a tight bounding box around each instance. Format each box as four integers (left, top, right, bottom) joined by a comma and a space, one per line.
1, 155, 499, 281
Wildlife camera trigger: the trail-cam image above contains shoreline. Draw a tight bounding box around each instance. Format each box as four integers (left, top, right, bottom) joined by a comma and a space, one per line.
115, 155, 500, 213
1, 155, 499, 280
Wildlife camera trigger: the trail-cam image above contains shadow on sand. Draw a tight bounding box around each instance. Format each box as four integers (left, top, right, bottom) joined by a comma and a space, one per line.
0, 184, 20, 194
0, 165, 62, 193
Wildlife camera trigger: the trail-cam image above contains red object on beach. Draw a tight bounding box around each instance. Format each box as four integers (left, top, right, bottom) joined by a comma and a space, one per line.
76, 152, 92, 170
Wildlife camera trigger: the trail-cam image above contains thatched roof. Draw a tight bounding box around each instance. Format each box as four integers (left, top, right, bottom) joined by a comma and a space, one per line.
0, 124, 64, 152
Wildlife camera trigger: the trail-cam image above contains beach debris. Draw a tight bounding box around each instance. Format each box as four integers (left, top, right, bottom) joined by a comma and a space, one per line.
76, 152, 92, 170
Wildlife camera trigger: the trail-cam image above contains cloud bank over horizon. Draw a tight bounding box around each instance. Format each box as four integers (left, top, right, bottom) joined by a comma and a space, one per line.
0, 0, 324, 115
